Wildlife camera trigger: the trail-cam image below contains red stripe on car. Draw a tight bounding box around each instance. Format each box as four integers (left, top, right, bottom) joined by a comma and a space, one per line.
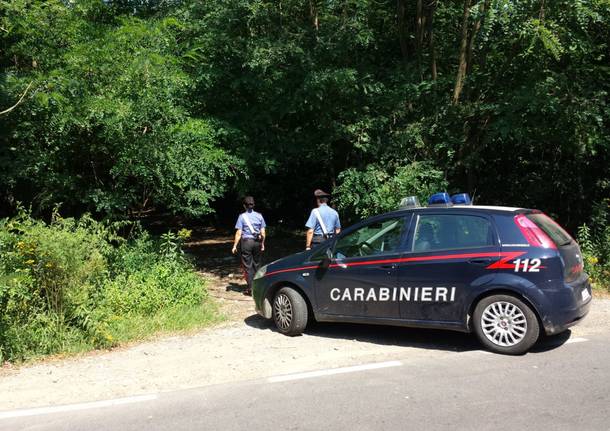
264, 251, 529, 277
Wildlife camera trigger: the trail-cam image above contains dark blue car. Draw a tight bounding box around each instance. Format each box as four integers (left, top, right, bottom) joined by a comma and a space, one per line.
252, 196, 591, 354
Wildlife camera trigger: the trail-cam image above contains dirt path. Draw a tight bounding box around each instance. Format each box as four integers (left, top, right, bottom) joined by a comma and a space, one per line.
184, 227, 304, 321
0, 229, 608, 411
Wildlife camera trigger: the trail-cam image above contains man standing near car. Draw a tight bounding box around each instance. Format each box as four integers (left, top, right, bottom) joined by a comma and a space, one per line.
232, 196, 266, 296
305, 189, 341, 250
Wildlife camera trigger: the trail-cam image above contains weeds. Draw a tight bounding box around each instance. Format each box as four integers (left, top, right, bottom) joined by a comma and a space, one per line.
577, 200, 610, 292
0, 211, 217, 363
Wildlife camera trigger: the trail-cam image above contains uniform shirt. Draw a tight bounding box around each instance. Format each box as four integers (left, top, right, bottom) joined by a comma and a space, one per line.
305, 203, 341, 236
235, 210, 266, 240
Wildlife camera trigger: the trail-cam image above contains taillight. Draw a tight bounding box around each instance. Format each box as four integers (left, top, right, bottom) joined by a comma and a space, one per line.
514, 214, 557, 249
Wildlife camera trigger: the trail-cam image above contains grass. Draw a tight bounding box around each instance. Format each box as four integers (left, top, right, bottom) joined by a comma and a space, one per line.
106, 300, 224, 345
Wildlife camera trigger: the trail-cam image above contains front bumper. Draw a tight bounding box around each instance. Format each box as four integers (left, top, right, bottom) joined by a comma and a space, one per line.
253, 278, 273, 319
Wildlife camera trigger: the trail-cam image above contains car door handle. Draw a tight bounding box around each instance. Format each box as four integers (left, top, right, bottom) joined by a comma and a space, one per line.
468, 258, 492, 266
379, 264, 397, 269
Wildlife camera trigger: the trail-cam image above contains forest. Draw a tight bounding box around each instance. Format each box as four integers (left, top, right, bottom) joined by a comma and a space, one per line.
0, 1, 609, 360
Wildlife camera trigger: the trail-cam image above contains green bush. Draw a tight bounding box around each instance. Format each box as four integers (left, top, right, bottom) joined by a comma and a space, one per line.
0, 212, 215, 362
334, 161, 448, 221
577, 200, 610, 292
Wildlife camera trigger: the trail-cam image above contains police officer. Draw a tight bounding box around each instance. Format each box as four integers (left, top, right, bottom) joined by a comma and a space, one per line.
305, 189, 341, 250
232, 196, 266, 295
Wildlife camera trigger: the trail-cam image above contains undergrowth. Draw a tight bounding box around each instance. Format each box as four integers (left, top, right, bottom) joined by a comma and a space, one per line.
0, 210, 220, 363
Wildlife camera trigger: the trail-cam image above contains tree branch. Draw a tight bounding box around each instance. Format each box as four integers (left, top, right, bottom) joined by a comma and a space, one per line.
0, 81, 34, 116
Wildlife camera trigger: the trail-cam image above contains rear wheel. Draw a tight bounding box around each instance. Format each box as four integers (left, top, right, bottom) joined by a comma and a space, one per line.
273, 287, 308, 336
473, 294, 539, 355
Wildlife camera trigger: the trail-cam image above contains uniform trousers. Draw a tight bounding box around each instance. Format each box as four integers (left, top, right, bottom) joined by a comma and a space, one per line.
240, 238, 262, 290
312, 234, 333, 246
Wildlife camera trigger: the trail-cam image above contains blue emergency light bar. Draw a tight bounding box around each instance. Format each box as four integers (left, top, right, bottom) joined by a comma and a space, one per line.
451, 193, 472, 205
428, 192, 452, 206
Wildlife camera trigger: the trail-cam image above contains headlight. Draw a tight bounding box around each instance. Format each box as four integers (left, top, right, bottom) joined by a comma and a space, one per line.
254, 265, 267, 280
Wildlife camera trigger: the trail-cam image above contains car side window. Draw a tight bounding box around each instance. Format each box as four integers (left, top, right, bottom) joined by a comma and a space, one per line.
334, 217, 406, 259
413, 214, 494, 252
310, 244, 331, 262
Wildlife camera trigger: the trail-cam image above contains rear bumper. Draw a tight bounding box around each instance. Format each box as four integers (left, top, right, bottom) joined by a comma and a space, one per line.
540, 278, 592, 335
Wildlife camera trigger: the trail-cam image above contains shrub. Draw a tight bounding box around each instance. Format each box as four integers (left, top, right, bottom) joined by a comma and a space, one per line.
334, 161, 448, 221
0, 212, 213, 362
577, 200, 610, 292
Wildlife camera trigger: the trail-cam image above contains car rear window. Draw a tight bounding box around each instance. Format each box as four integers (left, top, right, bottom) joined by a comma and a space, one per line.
526, 213, 573, 247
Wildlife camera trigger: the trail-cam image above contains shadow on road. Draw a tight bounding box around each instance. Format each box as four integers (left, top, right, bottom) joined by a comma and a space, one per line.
244, 314, 480, 353
530, 330, 573, 353
245, 314, 575, 355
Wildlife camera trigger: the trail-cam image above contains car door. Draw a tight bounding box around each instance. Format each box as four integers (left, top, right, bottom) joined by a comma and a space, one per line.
314, 215, 410, 319
398, 212, 500, 323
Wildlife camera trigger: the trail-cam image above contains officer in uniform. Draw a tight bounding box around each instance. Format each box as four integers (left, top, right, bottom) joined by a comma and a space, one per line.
305, 189, 341, 250
232, 196, 266, 295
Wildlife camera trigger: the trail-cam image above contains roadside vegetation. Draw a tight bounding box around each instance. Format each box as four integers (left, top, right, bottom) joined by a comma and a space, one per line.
0, 211, 219, 363
578, 200, 610, 293
0, 1, 609, 359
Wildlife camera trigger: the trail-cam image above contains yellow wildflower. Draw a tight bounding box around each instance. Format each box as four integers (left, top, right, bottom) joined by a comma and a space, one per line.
24, 259, 35, 265
587, 256, 599, 265
178, 228, 192, 240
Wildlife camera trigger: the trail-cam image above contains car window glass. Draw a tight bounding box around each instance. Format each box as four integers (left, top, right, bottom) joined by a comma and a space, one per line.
310, 244, 330, 262
413, 214, 494, 252
526, 213, 573, 246
335, 217, 405, 259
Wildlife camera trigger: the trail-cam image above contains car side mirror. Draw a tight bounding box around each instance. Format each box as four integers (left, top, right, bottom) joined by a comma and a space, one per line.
320, 245, 334, 269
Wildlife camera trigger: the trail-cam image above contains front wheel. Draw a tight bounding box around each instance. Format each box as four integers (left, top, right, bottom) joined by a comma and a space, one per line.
473, 294, 539, 355
273, 287, 308, 336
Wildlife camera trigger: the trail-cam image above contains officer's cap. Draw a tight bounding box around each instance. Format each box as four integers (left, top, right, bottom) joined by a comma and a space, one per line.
314, 189, 331, 198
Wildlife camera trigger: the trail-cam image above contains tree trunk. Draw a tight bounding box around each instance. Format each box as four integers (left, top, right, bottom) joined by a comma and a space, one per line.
397, 0, 409, 62
309, 0, 319, 32
416, 0, 424, 73
428, 0, 438, 80
466, 0, 490, 75
452, 0, 471, 105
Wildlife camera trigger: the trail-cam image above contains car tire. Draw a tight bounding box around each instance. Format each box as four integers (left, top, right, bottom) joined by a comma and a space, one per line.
473, 294, 539, 355
273, 287, 308, 336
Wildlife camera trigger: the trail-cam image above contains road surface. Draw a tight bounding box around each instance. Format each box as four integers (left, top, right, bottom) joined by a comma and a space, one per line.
2, 325, 609, 430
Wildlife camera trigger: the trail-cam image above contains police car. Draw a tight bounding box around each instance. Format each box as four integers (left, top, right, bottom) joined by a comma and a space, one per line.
252, 193, 592, 354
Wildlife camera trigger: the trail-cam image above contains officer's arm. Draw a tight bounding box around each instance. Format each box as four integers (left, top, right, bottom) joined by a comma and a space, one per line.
232, 229, 242, 254
260, 227, 266, 251
306, 229, 314, 250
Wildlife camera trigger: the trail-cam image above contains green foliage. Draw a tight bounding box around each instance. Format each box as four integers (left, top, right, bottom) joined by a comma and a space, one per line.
334, 162, 447, 221
0, 212, 215, 362
0, 0, 609, 230
577, 200, 610, 291
1, 1, 242, 217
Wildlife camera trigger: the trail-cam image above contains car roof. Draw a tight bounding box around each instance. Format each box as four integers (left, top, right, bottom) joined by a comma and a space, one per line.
452, 205, 524, 212
383, 204, 529, 218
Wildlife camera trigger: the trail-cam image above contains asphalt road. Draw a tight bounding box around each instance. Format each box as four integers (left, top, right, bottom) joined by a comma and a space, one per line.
3, 328, 609, 431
